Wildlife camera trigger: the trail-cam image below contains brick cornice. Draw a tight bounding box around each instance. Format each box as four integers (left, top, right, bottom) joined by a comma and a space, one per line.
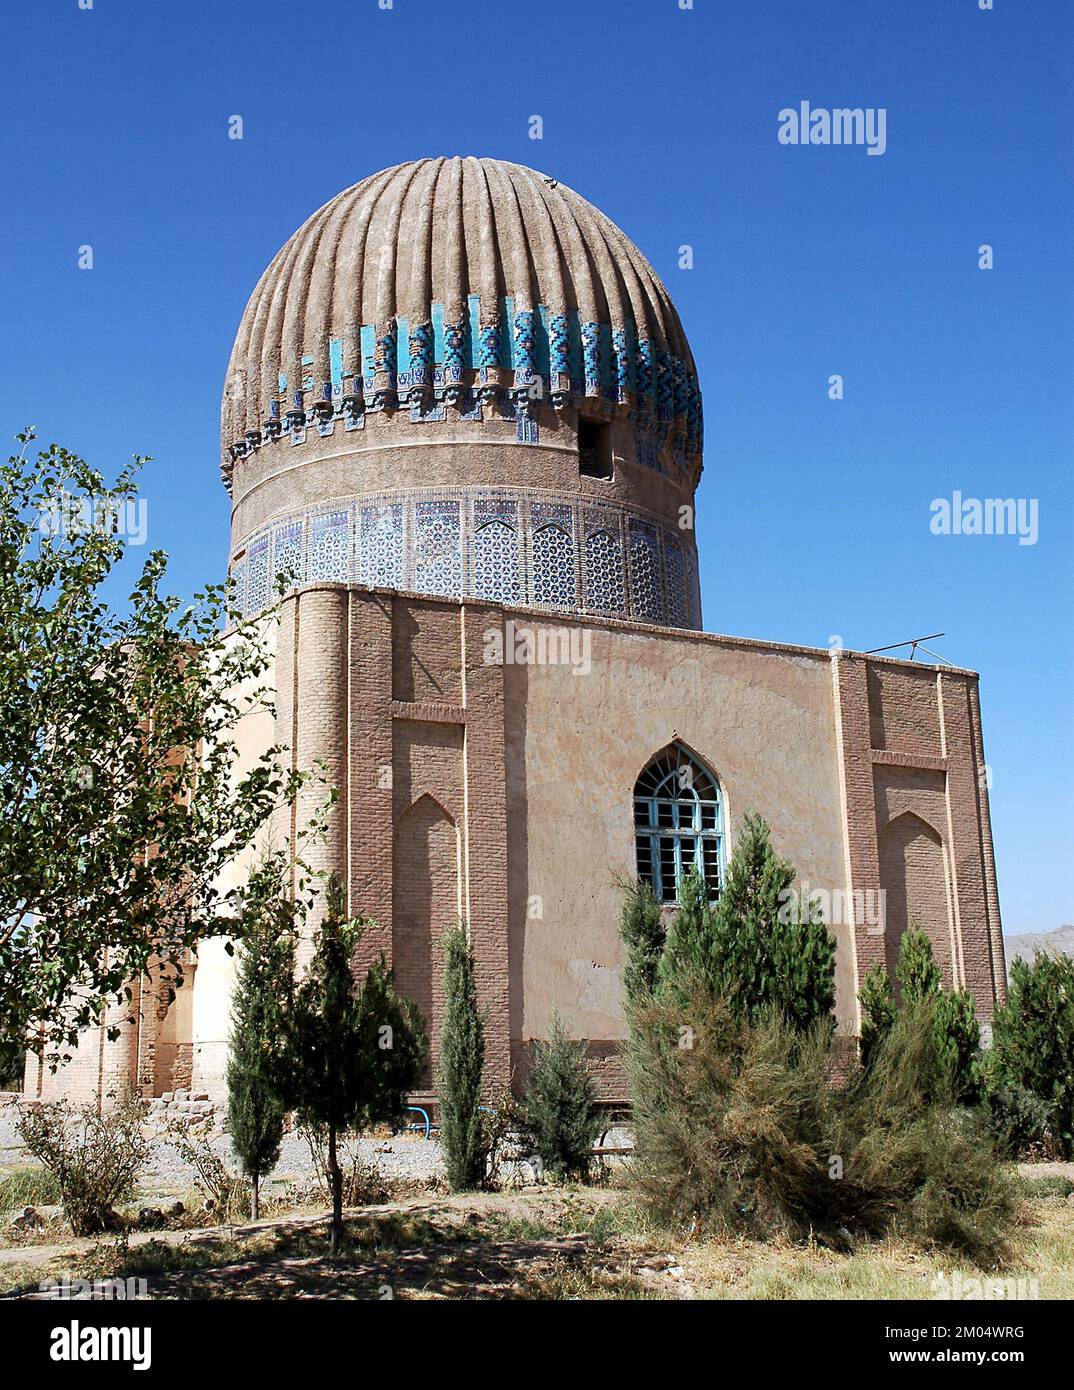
390, 699, 465, 724
870, 748, 947, 772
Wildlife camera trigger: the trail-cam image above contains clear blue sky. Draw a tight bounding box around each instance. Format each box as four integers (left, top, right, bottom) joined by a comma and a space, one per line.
2, 0, 1071, 934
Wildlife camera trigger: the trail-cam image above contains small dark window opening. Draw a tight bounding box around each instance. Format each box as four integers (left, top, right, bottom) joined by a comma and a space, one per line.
578, 419, 613, 479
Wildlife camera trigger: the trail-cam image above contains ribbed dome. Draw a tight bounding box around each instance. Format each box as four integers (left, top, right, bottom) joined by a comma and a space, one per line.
221, 157, 701, 480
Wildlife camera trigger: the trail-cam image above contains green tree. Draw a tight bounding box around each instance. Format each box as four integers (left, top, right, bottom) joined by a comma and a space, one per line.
618, 876, 665, 1006
0, 1035, 24, 1090
858, 962, 896, 1068
769, 887, 837, 1032
858, 928, 979, 1100
226, 882, 291, 1220
991, 951, 1074, 1157
437, 923, 487, 1192
656, 866, 714, 1000
897, 926, 943, 1001
657, 814, 835, 1029
518, 1011, 600, 1182
278, 876, 425, 1253
0, 432, 307, 1062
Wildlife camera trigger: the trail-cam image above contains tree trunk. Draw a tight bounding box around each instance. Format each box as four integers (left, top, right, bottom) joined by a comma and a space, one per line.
251, 1174, 260, 1223
327, 1124, 343, 1255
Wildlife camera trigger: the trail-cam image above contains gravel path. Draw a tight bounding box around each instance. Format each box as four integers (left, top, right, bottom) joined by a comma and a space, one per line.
143, 1127, 446, 1191
2, 1095, 445, 1193
2, 1098, 626, 1198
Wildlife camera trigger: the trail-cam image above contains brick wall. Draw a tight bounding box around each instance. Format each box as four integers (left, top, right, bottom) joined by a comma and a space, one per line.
834, 652, 1004, 1020
275, 586, 512, 1096
40, 585, 1004, 1107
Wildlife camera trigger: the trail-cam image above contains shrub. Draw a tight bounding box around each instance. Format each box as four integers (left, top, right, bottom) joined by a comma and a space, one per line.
835, 1002, 1015, 1265
297, 1123, 394, 1206
626, 976, 1016, 1264
17, 1098, 147, 1235
163, 1114, 247, 1220
438, 924, 487, 1191
479, 1085, 518, 1190
517, 1011, 600, 1182
990, 951, 1074, 1157
984, 1082, 1054, 1157
627, 973, 837, 1238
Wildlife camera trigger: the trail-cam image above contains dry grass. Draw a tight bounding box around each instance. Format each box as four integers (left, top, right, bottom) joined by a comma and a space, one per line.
1, 1177, 1070, 1301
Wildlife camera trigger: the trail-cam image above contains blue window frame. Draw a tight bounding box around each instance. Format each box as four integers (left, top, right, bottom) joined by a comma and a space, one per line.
634, 746, 723, 904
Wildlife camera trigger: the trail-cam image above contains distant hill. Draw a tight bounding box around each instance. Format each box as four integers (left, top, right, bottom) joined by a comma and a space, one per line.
1003, 924, 1074, 979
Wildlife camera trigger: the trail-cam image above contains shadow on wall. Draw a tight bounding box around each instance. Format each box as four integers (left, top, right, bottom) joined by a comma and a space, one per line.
878, 811, 951, 984
393, 792, 460, 1088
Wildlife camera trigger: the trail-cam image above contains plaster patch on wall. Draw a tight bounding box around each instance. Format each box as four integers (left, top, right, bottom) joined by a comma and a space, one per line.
567, 957, 623, 1022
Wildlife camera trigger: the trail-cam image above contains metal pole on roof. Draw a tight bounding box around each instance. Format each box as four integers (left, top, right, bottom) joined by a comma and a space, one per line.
864, 633, 954, 666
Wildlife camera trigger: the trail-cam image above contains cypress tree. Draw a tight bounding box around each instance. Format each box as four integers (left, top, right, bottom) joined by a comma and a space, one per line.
226, 894, 290, 1220
279, 875, 426, 1254
657, 867, 715, 1000
618, 876, 665, 1005
898, 928, 979, 1097
769, 886, 837, 1031
709, 812, 795, 1017
858, 962, 897, 1068
518, 1011, 601, 1181
654, 813, 835, 1029
438, 923, 487, 1191
991, 952, 1074, 1156
859, 927, 979, 1100
896, 926, 944, 1001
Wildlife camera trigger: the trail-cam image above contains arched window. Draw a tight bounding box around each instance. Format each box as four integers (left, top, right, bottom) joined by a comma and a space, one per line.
634, 745, 723, 904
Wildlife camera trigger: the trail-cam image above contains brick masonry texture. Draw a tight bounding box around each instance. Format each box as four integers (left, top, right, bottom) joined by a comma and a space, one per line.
31, 589, 1005, 1108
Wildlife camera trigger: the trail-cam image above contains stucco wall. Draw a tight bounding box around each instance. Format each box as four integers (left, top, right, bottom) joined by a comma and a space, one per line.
503, 621, 854, 1041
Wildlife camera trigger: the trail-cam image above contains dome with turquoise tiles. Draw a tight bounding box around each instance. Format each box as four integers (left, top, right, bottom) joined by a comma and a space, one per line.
223, 157, 705, 631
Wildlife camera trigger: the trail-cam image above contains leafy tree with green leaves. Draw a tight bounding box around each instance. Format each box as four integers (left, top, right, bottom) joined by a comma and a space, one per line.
990, 951, 1074, 1157
617, 876, 665, 1006
226, 881, 292, 1220
0, 1035, 23, 1090
518, 1010, 600, 1182
277, 875, 425, 1253
437, 923, 487, 1191
0, 431, 308, 1063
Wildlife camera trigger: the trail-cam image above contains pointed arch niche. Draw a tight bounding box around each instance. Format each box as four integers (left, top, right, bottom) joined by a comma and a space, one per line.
877, 810, 954, 983
392, 794, 461, 1083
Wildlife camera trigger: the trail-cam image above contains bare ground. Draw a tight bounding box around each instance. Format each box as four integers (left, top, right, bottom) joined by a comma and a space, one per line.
3, 1182, 1072, 1301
